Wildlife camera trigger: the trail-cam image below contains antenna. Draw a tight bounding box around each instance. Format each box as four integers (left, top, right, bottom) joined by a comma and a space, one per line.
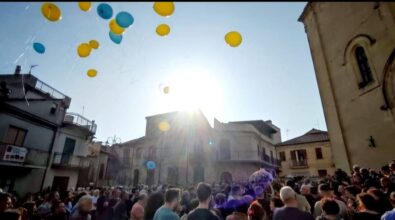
29, 65, 38, 74
286, 129, 290, 140
82, 106, 85, 116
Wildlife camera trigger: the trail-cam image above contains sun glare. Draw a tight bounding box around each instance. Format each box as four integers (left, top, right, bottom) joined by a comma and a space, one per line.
157, 66, 223, 120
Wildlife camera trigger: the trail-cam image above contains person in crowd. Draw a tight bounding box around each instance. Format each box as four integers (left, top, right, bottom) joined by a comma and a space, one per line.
91, 190, 100, 207
286, 180, 311, 213
153, 188, 180, 220
389, 161, 395, 184
247, 200, 266, 220
130, 193, 147, 220
187, 183, 219, 220
113, 190, 129, 220
352, 165, 361, 176
96, 190, 113, 220
38, 191, 60, 218
273, 186, 314, 220
70, 192, 88, 216
70, 195, 93, 220
228, 186, 243, 202
64, 191, 75, 214
46, 199, 68, 220
214, 193, 226, 210
314, 184, 348, 220
226, 200, 249, 220
367, 188, 392, 216
144, 191, 164, 220
0, 192, 13, 213
301, 184, 316, 214
381, 191, 395, 220
269, 197, 283, 210
315, 199, 342, 220
353, 193, 380, 220
180, 199, 199, 220
180, 191, 191, 217
381, 177, 395, 198
188, 187, 197, 201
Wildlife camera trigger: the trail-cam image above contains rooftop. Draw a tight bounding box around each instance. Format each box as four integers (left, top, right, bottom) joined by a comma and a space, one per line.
276, 128, 329, 146
229, 120, 277, 134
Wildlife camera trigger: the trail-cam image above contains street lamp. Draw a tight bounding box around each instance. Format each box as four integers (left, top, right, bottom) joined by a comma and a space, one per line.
106, 135, 121, 146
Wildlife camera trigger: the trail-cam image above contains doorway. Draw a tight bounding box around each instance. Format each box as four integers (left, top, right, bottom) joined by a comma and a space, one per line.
52, 176, 69, 192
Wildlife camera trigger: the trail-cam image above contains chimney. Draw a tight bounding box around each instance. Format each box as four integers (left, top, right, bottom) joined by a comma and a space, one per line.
14, 65, 21, 75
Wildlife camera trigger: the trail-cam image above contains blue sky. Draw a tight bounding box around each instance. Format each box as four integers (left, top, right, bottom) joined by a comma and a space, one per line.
0, 2, 326, 143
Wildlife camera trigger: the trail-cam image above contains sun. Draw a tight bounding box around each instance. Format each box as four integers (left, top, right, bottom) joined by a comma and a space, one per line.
157, 66, 223, 120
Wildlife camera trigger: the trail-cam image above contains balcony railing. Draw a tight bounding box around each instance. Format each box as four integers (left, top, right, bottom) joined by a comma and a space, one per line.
52, 153, 90, 169
35, 79, 67, 100
289, 160, 308, 168
216, 150, 278, 166
0, 142, 49, 167
64, 113, 97, 134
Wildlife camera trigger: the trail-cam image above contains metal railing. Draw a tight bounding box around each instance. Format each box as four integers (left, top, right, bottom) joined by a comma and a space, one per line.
216, 150, 262, 162
52, 153, 90, 168
35, 79, 66, 100
64, 113, 97, 133
0, 142, 49, 167
289, 159, 308, 168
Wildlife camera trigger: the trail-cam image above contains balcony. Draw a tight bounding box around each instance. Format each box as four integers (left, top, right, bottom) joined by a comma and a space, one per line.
52, 153, 90, 169
215, 150, 278, 167
35, 78, 67, 100
289, 160, 308, 169
0, 142, 49, 168
64, 113, 97, 134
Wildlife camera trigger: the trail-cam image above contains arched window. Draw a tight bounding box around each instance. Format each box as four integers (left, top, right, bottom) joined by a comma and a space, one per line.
355, 46, 373, 88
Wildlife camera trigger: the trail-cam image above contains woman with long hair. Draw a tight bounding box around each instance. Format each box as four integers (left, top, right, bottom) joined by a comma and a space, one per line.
144, 192, 164, 220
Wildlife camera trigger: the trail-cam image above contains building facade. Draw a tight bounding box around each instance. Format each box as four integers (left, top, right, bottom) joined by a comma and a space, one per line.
42, 113, 97, 192
111, 110, 281, 187
276, 129, 335, 177
299, 2, 395, 173
212, 119, 281, 184
0, 68, 96, 195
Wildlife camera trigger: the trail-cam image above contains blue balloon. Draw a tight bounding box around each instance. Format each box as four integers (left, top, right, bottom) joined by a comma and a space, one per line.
33, 42, 45, 54
97, 3, 113, 20
115, 11, 134, 28
146, 161, 156, 170
109, 31, 122, 44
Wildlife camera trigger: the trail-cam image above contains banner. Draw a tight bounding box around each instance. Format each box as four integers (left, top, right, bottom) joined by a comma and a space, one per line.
3, 145, 28, 163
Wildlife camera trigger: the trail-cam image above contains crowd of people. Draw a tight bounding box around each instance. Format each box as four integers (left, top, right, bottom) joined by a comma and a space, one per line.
0, 160, 395, 220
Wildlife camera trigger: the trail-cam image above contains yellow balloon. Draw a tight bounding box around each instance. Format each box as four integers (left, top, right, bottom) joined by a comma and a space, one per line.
89, 40, 99, 49
163, 86, 170, 94
225, 31, 242, 47
109, 19, 125, 35
153, 2, 175, 17
158, 121, 170, 132
156, 24, 170, 37
77, 43, 92, 58
87, 69, 97, 78
41, 3, 62, 22
78, 2, 91, 12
